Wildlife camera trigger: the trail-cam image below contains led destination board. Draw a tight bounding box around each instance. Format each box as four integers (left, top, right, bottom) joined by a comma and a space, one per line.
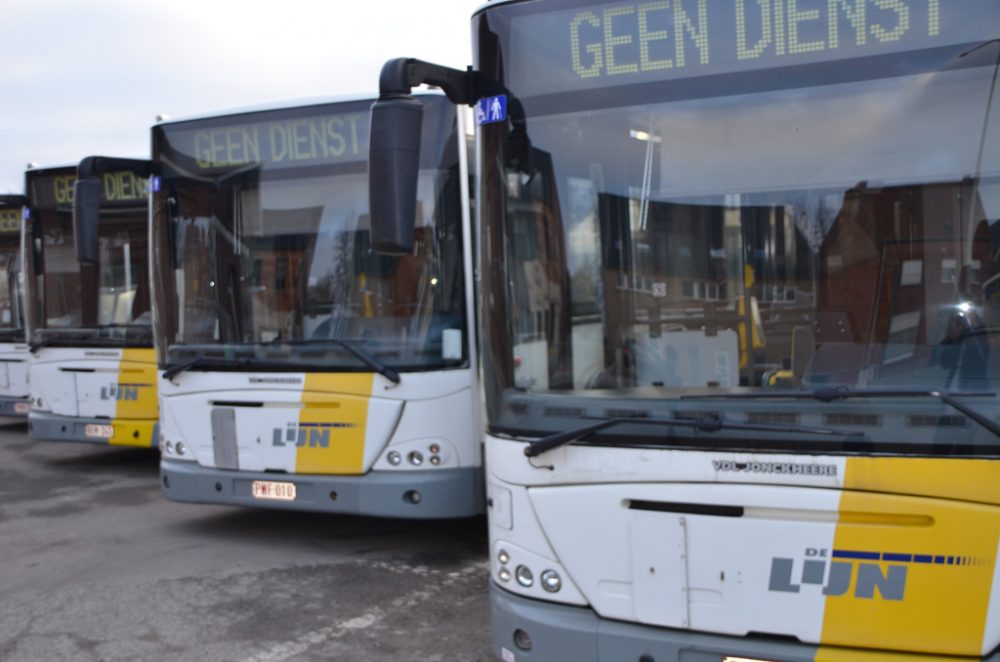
508, 0, 997, 97
28, 171, 148, 210
0, 208, 20, 234
162, 111, 370, 174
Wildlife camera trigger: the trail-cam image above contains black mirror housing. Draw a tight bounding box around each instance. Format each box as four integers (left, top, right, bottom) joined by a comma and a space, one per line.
369, 94, 424, 255
73, 177, 102, 265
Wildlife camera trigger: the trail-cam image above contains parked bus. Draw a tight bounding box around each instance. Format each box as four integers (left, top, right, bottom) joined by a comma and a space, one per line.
0, 194, 29, 421
152, 95, 482, 518
370, 1, 1000, 659
25, 160, 157, 447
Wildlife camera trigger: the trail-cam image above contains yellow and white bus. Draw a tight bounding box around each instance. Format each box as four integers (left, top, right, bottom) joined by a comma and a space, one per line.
153, 95, 482, 518
0, 194, 29, 422
371, 1, 1000, 659
25, 160, 158, 448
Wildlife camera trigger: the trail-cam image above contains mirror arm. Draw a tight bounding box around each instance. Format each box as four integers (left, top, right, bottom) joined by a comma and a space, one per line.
378, 58, 479, 106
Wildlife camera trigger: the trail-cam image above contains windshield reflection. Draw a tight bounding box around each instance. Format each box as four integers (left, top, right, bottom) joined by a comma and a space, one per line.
153, 99, 467, 372
25, 168, 151, 348
480, 34, 1000, 449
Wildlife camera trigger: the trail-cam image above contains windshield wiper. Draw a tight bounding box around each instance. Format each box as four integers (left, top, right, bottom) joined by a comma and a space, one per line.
162, 355, 288, 382
165, 340, 402, 385
83, 323, 152, 332
682, 387, 1000, 438
29, 333, 101, 354
524, 414, 864, 458
258, 338, 401, 384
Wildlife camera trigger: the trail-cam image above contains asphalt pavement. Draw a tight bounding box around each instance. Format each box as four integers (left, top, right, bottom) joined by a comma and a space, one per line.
0, 424, 492, 661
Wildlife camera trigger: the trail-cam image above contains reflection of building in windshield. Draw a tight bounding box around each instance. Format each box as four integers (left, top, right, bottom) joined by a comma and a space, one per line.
816, 180, 995, 388
508, 164, 1000, 392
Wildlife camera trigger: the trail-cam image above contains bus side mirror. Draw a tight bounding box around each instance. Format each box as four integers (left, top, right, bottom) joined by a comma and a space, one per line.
369, 93, 424, 255
73, 177, 102, 265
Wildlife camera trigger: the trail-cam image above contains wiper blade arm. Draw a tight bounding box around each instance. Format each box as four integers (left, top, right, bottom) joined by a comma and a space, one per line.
326, 339, 400, 384
524, 415, 864, 458
29, 333, 94, 354
163, 355, 269, 381
683, 387, 1000, 438
259, 338, 401, 384
162, 357, 205, 381
84, 323, 152, 332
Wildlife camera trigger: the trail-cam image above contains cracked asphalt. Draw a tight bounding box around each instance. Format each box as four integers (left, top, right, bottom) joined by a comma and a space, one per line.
0, 424, 492, 661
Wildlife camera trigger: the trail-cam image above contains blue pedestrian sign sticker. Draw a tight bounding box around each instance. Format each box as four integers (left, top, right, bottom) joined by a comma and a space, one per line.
476, 95, 507, 125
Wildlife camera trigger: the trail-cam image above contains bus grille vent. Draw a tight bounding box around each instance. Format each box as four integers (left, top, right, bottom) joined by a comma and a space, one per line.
506, 400, 529, 414
823, 413, 882, 427
907, 415, 967, 428
544, 406, 586, 418
605, 408, 650, 419
745, 412, 800, 425
674, 410, 721, 422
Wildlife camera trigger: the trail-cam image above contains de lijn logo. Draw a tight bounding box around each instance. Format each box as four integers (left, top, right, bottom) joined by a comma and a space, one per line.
272, 421, 356, 448
100, 383, 150, 401
769, 547, 986, 600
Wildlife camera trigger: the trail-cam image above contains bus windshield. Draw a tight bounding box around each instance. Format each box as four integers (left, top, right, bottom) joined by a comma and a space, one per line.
0, 200, 24, 342
151, 96, 467, 373
476, 0, 1000, 452
25, 167, 151, 346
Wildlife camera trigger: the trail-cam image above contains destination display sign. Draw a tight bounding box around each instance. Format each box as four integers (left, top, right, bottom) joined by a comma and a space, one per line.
162, 109, 370, 174
507, 0, 997, 97
0, 207, 20, 234
28, 170, 148, 210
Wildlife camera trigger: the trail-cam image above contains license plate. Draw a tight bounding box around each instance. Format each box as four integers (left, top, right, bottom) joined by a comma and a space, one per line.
252, 480, 296, 501
84, 423, 114, 438
13, 402, 29, 413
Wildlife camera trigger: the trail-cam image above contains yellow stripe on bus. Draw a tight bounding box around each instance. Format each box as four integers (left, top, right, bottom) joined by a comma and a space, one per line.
814, 645, 970, 662
294, 373, 375, 474
819, 457, 1000, 656
111, 348, 158, 448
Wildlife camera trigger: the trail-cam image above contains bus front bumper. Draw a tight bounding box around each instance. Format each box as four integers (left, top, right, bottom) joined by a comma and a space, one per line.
0, 395, 30, 422
490, 584, 1000, 662
160, 459, 485, 519
29, 411, 157, 447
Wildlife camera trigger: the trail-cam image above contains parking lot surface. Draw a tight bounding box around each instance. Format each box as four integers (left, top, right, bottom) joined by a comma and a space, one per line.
0, 424, 492, 661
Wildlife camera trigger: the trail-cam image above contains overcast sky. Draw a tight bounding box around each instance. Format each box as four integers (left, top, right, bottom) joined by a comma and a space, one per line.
0, 0, 480, 193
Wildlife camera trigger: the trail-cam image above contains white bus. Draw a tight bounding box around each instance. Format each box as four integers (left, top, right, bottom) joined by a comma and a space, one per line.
0, 195, 29, 422
152, 95, 483, 518
25, 160, 158, 447
370, 1, 1000, 660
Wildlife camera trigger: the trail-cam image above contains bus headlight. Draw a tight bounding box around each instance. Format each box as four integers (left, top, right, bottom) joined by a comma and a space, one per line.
540, 569, 562, 593
515, 565, 534, 588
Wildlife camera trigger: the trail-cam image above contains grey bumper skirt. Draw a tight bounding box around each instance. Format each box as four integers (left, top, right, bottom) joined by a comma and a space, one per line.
489, 584, 977, 662
29, 411, 157, 447
161, 459, 485, 519
0, 396, 29, 421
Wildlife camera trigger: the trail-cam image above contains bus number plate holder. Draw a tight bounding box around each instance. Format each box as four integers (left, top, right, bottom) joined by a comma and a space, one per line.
85, 423, 114, 438
251, 480, 296, 501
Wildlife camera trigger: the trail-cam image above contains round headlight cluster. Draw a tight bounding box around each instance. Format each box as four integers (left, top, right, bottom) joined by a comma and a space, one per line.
385, 443, 447, 468
495, 548, 562, 594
